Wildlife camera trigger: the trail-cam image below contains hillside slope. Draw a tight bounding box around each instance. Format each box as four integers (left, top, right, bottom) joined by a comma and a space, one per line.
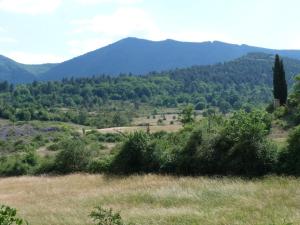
0, 55, 36, 84
40, 37, 300, 80
2, 38, 300, 83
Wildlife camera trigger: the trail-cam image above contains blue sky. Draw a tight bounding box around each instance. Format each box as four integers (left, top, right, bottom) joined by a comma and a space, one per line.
0, 0, 299, 64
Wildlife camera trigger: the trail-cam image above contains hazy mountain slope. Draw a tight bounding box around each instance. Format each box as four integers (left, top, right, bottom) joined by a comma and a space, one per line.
40, 37, 300, 81
2, 37, 300, 83
0, 55, 57, 83
18, 63, 57, 76
0, 55, 36, 84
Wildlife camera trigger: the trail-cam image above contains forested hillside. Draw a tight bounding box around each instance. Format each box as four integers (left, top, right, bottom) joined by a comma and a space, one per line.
2, 38, 300, 83
40, 38, 300, 80
0, 53, 300, 127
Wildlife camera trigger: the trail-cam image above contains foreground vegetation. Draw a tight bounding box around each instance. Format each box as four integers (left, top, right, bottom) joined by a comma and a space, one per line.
0, 174, 299, 225
1, 54, 300, 224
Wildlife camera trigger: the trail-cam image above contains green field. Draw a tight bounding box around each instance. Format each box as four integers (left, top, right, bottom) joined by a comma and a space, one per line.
0, 174, 299, 225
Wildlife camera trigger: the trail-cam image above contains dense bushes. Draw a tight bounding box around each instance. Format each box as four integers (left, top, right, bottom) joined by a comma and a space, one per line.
54, 139, 91, 173
278, 125, 300, 175
0, 151, 39, 176
209, 110, 276, 175
1, 110, 300, 177
110, 132, 159, 174
110, 110, 279, 176
174, 110, 277, 176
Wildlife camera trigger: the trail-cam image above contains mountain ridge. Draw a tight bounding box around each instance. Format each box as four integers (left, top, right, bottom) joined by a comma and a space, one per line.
2, 37, 300, 83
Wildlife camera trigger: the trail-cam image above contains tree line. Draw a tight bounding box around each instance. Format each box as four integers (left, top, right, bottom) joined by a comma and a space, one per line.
1, 53, 299, 125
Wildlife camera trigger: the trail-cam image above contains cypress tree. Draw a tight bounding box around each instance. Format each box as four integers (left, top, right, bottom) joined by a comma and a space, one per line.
273, 55, 287, 106
279, 59, 287, 105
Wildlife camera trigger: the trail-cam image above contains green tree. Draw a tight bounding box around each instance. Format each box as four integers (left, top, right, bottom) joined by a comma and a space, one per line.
273, 54, 287, 105
180, 105, 195, 125
54, 139, 91, 173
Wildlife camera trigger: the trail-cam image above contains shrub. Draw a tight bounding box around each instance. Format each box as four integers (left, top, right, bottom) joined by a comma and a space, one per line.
210, 110, 277, 176
279, 125, 300, 175
0, 151, 39, 176
175, 110, 277, 176
0, 205, 28, 225
90, 206, 132, 225
34, 155, 56, 175
110, 131, 158, 174
87, 156, 114, 173
176, 128, 204, 174
274, 106, 289, 118
54, 139, 91, 173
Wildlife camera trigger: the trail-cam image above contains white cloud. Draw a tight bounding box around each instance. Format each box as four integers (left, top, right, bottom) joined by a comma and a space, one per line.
72, 7, 160, 38
68, 6, 238, 55
0, 0, 62, 15
6, 51, 67, 64
75, 0, 142, 5
0, 27, 5, 32
0, 37, 17, 43
68, 7, 164, 55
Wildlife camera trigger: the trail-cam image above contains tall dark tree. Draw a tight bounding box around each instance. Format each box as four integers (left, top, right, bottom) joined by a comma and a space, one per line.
273, 54, 287, 105
279, 59, 288, 105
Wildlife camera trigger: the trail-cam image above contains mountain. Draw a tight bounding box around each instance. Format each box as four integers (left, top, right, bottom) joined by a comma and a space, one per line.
0, 55, 57, 84
40, 37, 300, 81
18, 63, 57, 76
0, 55, 36, 84
2, 37, 300, 83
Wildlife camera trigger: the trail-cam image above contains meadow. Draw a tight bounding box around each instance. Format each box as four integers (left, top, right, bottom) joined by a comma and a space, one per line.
0, 174, 299, 225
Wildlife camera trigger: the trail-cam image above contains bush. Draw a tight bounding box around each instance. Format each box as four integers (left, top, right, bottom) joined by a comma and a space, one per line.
175, 110, 277, 176
210, 110, 277, 176
0, 205, 28, 225
274, 106, 289, 118
176, 128, 205, 174
279, 125, 300, 175
34, 155, 56, 175
54, 139, 91, 173
0, 151, 39, 176
90, 206, 132, 225
211, 135, 277, 176
110, 131, 159, 174
87, 156, 114, 173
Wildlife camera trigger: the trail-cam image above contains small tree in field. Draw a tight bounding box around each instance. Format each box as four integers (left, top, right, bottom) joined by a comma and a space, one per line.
180, 105, 195, 125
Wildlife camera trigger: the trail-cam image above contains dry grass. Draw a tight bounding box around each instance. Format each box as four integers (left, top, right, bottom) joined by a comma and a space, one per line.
269, 124, 289, 149
94, 124, 182, 134
0, 174, 300, 225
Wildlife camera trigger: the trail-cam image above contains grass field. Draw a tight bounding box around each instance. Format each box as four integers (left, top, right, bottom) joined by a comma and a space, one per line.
0, 174, 299, 225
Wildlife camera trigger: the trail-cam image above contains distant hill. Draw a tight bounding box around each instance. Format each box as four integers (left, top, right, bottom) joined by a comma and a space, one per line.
2, 37, 300, 83
40, 37, 300, 81
0, 55, 36, 84
0, 55, 57, 83
18, 63, 57, 76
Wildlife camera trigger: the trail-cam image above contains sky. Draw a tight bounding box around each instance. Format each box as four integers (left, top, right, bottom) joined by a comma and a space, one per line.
0, 0, 299, 64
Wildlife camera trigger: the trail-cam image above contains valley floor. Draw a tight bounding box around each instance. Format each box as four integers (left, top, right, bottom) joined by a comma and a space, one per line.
0, 174, 299, 225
